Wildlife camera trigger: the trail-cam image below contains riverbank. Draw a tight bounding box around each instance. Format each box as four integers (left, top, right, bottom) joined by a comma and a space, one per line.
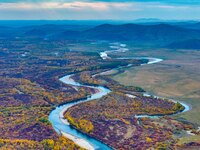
61, 131, 94, 150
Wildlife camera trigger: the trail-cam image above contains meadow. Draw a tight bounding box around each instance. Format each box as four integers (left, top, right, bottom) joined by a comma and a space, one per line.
112, 48, 200, 144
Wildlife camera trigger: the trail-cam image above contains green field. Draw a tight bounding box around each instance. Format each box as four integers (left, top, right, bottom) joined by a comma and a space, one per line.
112, 48, 200, 125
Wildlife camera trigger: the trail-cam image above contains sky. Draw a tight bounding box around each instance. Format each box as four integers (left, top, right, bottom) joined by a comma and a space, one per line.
0, 0, 200, 20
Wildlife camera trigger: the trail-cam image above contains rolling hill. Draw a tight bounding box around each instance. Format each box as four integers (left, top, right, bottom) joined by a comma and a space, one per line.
167, 39, 200, 49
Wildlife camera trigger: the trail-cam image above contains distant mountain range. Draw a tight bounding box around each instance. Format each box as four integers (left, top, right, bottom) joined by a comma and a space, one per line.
48, 23, 200, 47
79, 24, 200, 45
1, 22, 200, 49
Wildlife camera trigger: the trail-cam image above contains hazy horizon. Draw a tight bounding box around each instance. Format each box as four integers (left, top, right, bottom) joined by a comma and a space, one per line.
1, 0, 200, 20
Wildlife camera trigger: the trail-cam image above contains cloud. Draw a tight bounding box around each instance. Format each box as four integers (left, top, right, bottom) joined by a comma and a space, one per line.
1, 0, 200, 5
146, 4, 189, 9
0, 1, 141, 20
0, 1, 139, 11
0, 0, 200, 20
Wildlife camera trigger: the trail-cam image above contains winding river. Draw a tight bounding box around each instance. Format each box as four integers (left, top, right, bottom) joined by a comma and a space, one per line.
49, 43, 190, 150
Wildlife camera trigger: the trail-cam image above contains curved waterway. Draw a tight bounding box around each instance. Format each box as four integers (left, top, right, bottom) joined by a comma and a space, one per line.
135, 93, 190, 118
49, 75, 111, 150
49, 43, 190, 150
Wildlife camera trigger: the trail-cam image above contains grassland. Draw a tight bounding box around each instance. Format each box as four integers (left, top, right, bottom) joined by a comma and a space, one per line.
112, 48, 200, 123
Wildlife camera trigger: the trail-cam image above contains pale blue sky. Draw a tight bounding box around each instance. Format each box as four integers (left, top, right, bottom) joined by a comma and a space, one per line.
0, 0, 200, 20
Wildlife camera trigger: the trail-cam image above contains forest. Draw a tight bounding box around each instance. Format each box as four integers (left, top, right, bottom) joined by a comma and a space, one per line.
0, 34, 200, 150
